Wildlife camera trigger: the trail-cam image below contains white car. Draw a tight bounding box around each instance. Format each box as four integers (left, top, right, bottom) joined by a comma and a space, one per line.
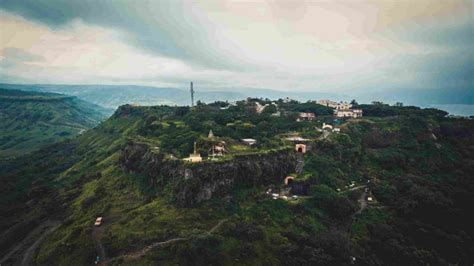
94, 217, 103, 226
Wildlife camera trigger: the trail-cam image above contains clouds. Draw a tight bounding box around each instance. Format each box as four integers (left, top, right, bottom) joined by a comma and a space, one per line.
0, 0, 472, 92
2, 47, 44, 62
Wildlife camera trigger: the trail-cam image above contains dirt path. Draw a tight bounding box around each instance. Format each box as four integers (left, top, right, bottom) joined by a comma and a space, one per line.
354, 190, 368, 216
92, 225, 107, 265
341, 185, 365, 193
0, 220, 60, 265
109, 218, 228, 263
319, 131, 330, 140
21, 222, 61, 266
344, 189, 368, 235
295, 152, 305, 175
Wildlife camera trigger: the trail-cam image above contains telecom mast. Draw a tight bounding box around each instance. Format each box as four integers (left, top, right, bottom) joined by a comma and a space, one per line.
190, 81, 194, 107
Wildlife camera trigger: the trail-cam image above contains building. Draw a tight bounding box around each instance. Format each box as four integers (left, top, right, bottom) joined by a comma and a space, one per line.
184, 153, 202, 163
210, 141, 227, 156
184, 142, 202, 163
322, 123, 333, 130
333, 128, 341, 133
297, 112, 316, 121
241, 138, 257, 146
318, 99, 352, 110
271, 111, 281, 117
295, 144, 307, 153
335, 109, 363, 118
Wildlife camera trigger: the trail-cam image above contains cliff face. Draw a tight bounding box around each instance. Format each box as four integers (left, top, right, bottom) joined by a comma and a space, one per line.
120, 141, 296, 206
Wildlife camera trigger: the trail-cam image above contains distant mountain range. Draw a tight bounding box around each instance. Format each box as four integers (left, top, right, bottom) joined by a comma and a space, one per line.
0, 88, 109, 158
0, 84, 348, 109
0, 83, 471, 111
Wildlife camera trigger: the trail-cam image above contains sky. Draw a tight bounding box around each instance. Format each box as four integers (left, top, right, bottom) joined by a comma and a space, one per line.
0, 0, 472, 93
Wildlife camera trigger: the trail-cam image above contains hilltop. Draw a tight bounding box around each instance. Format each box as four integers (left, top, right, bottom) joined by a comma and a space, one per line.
0, 88, 111, 158
0, 99, 473, 265
2, 84, 472, 115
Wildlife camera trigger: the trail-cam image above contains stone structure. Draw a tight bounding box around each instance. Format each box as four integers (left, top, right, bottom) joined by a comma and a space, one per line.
295, 144, 306, 153
120, 142, 296, 206
184, 142, 202, 163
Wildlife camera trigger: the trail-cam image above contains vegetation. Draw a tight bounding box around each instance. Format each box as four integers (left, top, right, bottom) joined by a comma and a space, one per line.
0, 88, 110, 158
0, 97, 473, 265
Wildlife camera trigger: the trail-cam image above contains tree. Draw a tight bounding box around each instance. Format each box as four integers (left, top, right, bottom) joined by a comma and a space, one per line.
175, 106, 190, 116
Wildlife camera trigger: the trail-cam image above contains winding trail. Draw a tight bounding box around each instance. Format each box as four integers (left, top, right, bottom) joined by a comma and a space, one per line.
319, 131, 330, 140
92, 224, 107, 265
21, 222, 61, 266
108, 218, 228, 263
354, 189, 368, 216
0, 220, 60, 265
345, 188, 368, 234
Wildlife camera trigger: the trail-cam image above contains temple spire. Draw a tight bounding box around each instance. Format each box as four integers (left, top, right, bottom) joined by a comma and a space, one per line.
208, 129, 214, 138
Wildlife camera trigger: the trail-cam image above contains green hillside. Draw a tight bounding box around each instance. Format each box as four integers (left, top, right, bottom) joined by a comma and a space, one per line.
0, 88, 111, 158
0, 100, 473, 265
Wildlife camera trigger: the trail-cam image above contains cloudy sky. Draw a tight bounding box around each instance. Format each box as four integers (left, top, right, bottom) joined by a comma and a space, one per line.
0, 0, 472, 93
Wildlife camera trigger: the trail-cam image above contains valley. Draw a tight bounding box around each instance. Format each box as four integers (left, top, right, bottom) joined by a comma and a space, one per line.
0, 88, 110, 158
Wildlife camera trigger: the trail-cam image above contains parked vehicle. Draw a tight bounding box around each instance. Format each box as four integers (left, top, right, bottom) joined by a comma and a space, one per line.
95, 217, 103, 226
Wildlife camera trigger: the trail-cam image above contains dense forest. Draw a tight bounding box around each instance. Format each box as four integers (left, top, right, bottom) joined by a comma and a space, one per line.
0, 98, 473, 265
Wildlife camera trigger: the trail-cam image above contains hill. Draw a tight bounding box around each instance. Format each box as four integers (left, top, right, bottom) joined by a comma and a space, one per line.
0, 88, 111, 158
0, 83, 345, 110
2, 84, 473, 116
0, 84, 247, 109
0, 100, 473, 265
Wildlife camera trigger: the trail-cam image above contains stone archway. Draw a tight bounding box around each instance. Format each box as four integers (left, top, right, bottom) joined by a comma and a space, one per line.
295, 144, 306, 153
284, 176, 294, 186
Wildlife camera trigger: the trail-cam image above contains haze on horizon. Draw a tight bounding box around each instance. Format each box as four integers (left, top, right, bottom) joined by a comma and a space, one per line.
0, 0, 472, 94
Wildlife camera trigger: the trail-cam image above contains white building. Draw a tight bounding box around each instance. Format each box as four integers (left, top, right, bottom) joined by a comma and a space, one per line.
297, 112, 316, 121
184, 153, 202, 163
318, 99, 352, 110
335, 109, 363, 118
241, 138, 257, 146
183, 141, 203, 163
322, 123, 333, 130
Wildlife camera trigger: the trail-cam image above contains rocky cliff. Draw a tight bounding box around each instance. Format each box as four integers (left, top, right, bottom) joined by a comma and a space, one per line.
120, 141, 296, 206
